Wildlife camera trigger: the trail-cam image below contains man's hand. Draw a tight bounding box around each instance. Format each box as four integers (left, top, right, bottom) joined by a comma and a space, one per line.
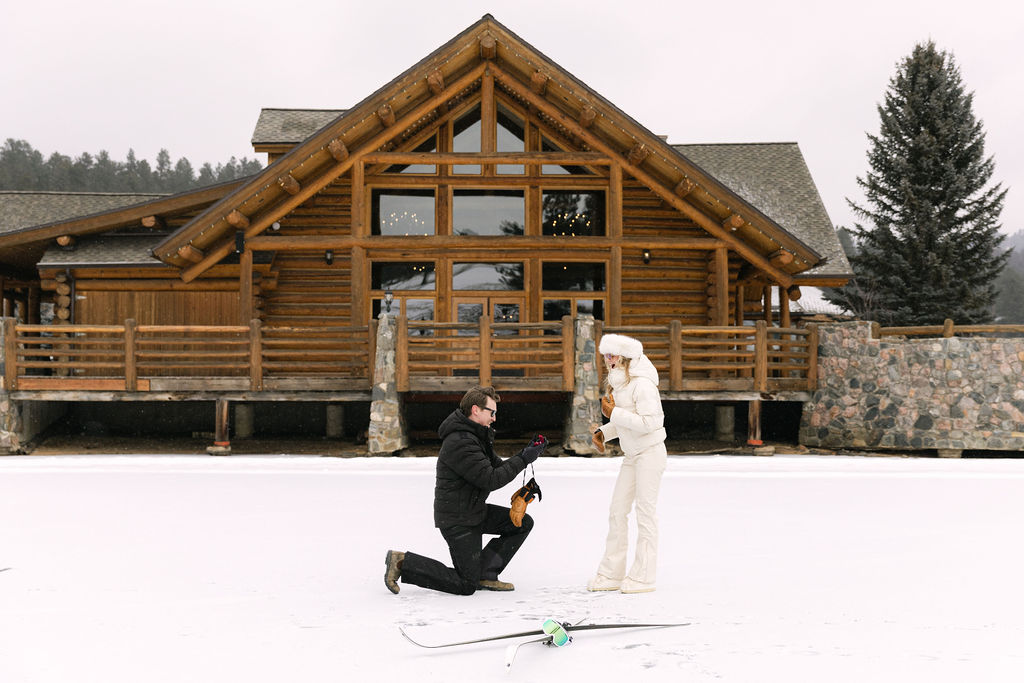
592, 429, 605, 453
520, 434, 548, 464
601, 393, 615, 418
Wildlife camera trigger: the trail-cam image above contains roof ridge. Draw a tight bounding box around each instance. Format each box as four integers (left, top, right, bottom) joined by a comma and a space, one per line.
0, 190, 168, 197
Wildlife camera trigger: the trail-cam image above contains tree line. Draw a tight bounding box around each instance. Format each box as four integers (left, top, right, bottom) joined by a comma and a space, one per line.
0, 139, 263, 194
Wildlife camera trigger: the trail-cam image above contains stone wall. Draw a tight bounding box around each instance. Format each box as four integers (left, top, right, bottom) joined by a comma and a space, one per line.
800, 322, 1024, 454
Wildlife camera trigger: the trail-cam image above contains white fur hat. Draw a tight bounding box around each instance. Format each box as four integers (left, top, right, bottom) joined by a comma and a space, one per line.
598, 333, 643, 359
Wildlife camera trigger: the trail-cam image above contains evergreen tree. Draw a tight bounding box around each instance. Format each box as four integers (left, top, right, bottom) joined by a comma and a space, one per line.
824, 41, 1008, 325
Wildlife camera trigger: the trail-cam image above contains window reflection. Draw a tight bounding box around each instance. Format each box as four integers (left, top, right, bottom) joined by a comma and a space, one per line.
371, 262, 436, 290
452, 105, 481, 174
542, 262, 606, 291
496, 104, 525, 175
453, 263, 524, 291
371, 189, 435, 236
453, 190, 524, 236
542, 191, 605, 236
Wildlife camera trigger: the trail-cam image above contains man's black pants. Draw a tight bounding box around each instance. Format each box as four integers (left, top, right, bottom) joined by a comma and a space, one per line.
400, 504, 534, 595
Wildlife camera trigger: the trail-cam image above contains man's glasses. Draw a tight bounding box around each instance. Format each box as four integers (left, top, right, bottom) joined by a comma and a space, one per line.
482, 407, 497, 417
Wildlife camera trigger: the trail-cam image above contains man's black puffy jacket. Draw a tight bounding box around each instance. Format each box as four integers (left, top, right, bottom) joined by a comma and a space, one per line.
433, 409, 528, 528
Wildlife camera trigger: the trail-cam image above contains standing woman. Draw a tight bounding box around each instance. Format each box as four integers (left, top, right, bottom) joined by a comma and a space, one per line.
587, 333, 668, 594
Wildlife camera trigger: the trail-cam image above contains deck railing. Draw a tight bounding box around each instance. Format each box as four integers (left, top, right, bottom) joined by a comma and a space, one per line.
874, 319, 1024, 339
2, 317, 818, 394
599, 319, 817, 393
2, 318, 375, 392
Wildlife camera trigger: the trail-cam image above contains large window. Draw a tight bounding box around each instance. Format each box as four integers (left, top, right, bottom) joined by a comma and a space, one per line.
496, 103, 525, 175
371, 189, 435, 236
453, 190, 525, 236
452, 262, 524, 290
452, 105, 481, 175
371, 262, 436, 290
542, 262, 605, 291
542, 191, 606, 236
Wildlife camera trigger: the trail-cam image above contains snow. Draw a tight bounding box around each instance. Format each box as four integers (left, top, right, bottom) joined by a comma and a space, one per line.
2, 452, 1023, 682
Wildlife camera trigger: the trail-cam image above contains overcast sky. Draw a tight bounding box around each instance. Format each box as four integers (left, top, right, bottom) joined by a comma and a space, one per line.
3, 0, 1022, 238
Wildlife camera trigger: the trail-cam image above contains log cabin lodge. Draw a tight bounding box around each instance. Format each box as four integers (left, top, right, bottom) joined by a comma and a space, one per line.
0, 15, 851, 454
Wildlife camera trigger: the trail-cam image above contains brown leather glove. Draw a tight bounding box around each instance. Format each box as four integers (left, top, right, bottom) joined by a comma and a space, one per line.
510, 496, 528, 527
601, 393, 615, 418
509, 477, 542, 527
592, 429, 605, 453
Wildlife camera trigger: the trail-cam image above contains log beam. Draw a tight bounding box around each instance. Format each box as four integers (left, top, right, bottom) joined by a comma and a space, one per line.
674, 178, 696, 197
723, 213, 744, 231
530, 71, 548, 95
426, 69, 444, 95
579, 105, 597, 129
479, 35, 497, 60
770, 250, 795, 268
141, 215, 166, 229
56, 235, 75, 248
376, 103, 396, 128
327, 138, 349, 162
277, 174, 300, 195
627, 143, 649, 166
787, 285, 802, 301
177, 244, 204, 263
226, 209, 250, 229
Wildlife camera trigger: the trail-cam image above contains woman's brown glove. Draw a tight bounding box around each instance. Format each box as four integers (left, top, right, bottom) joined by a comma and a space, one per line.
592, 429, 605, 453
601, 393, 615, 418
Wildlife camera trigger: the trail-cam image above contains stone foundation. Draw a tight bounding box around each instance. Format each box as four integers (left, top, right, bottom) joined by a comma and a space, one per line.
800, 322, 1024, 454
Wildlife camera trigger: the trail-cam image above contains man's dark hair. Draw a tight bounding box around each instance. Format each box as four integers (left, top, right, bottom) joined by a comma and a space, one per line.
460, 386, 500, 416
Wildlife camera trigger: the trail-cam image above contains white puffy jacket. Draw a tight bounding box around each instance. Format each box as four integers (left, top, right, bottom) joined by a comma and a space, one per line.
598, 354, 666, 456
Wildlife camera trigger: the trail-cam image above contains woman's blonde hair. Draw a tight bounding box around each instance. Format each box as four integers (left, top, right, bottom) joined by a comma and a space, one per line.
603, 356, 631, 393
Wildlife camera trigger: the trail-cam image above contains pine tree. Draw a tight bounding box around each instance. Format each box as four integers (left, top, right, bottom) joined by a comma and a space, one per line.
825, 41, 1008, 325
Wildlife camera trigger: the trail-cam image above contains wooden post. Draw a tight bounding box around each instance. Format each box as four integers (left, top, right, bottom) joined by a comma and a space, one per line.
249, 319, 263, 392
240, 249, 254, 325
754, 319, 768, 392
780, 285, 791, 328
669, 320, 682, 391
208, 398, 231, 455
609, 245, 622, 325
479, 315, 491, 387
943, 318, 955, 338
368, 319, 378, 388
351, 161, 365, 236
714, 247, 729, 326
747, 400, 763, 445
3, 317, 17, 391
561, 315, 574, 391
807, 323, 819, 390
396, 315, 409, 392
124, 318, 137, 391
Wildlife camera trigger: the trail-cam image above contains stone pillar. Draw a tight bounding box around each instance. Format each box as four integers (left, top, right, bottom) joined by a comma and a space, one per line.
562, 315, 605, 454
367, 313, 409, 454
715, 405, 735, 442
326, 403, 345, 439
0, 317, 22, 454
234, 403, 254, 439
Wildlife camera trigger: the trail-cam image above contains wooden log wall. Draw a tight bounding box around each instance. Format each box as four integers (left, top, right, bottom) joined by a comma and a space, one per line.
260, 179, 354, 327
620, 177, 733, 326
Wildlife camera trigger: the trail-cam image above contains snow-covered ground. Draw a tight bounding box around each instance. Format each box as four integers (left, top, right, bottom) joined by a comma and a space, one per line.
2, 452, 1023, 682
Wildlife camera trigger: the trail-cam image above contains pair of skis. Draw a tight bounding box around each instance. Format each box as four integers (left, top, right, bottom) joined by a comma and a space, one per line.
400, 618, 690, 669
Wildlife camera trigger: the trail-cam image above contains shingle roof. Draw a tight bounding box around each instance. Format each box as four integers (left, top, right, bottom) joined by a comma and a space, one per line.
252, 109, 346, 146
0, 191, 166, 237
674, 143, 851, 278
38, 234, 165, 267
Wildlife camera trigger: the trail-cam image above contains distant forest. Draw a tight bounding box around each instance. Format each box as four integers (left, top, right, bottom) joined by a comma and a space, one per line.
0, 139, 263, 194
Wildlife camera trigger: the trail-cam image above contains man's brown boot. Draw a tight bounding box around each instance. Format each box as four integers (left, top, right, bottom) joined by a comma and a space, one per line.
478, 578, 514, 591
384, 550, 405, 594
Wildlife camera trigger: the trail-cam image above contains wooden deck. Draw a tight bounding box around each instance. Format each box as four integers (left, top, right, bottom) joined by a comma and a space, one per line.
1, 317, 818, 399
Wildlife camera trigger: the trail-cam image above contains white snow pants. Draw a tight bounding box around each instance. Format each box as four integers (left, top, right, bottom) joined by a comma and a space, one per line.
595, 442, 667, 584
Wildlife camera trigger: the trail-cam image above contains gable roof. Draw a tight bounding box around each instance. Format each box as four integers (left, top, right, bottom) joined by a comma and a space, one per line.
0, 180, 249, 275
151, 15, 831, 287
245, 110, 848, 281
674, 143, 851, 279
